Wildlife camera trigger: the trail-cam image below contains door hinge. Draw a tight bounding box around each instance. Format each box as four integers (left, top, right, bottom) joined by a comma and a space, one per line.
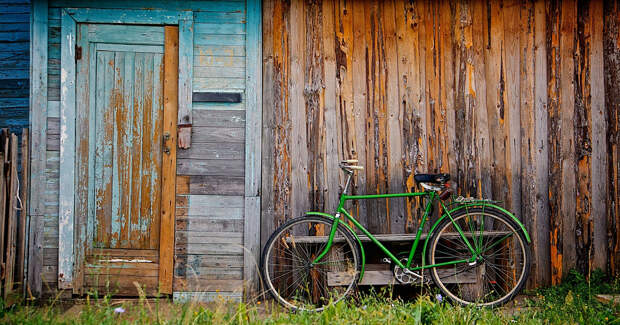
75, 46, 82, 61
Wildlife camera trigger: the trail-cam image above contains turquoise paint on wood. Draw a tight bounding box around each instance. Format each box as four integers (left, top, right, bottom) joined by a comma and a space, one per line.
178, 19, 194, 128
58, 8, 76, 289
50, 0, 244, 12
89, 39, 164, 250
64, 8, 192, 25
0, 0, 30, 132
87, 24, 165, 44
55, 7, 195, 290
243, 0, 262, 298
28, 0, 48, 297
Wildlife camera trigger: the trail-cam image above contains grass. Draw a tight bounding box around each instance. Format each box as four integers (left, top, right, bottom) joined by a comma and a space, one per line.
1, 270, 618, 324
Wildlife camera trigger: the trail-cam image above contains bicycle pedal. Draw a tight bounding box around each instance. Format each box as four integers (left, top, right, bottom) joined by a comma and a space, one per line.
382, 258, 392, 264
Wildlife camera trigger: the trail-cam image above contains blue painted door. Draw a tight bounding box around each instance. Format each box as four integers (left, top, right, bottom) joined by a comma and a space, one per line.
77, 24, 167, 295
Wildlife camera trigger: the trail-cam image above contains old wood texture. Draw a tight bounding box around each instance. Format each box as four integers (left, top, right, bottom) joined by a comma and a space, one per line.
0, 129, 26, 299
160, 26, 179, 294
16, 129, 29, 292
28, 0, 47, 297
262, 0, 619, 288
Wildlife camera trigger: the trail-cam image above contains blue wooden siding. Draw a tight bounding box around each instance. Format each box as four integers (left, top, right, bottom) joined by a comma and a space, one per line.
42, 0, 249, 300
0, 0, 30, 134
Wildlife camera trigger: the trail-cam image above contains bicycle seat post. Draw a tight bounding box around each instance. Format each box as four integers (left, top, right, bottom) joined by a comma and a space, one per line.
339, 159, 363, 195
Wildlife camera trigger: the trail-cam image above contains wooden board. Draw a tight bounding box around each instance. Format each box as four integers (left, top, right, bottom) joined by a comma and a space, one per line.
160, 25, 179, 294
260, 0, 620, 287
28, 0, 48, 296
327, 268, 476, 286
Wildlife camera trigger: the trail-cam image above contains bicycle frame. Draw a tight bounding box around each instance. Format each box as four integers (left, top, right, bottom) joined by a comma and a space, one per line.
310, 171, 524, 279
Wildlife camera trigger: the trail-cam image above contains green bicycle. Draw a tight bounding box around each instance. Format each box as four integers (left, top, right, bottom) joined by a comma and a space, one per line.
261, 160, 531, 311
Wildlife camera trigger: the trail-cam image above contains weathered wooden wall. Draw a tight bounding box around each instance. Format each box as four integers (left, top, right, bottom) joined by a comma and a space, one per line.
0, 0, 30, 136
41, 0, 249, 300
261, 0, 619, 287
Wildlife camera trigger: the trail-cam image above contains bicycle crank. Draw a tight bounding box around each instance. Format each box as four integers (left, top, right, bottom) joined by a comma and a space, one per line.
391, 257, 430, 285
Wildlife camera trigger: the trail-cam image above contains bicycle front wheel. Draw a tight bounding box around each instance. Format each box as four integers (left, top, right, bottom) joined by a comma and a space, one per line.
261, 215, 360, 311
428, 207, 530, 307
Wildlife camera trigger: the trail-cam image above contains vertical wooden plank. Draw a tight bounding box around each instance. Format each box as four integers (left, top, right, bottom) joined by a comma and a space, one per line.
503, 0, 521, 218
136, 53, 152, 248
177, 19, 193, 149
603, 0, 620, 276
73, 25, 97, 294
111, 51, 127, 248
260, 0, 292, 251
148, 52, 164, 250
423, 0, 440, 175
4, 134, 19, 298
243, 1, 262, 299
244, 0, 262, 299
485, 0, 506, 204
589, 0, 607, 271
440, 0, 457, 186
121, 51, 136, 248
322, 0, 340, 214
72, 23, 89, 294
471, 0, 491, 202
245, 0, 263, 199
383, 0, 405, 233
128, 51, 142, 249
0, 148, 5, 293
363, 0, 387, 233
519, 0, 537, 287
159, 25, 178, 295
58, 9, 76, 289
94, 50, 115, 248
559, 0, 576, 277
28, 0, 48, 297
574, 0, 592, 274
289, 0, 308, 222
335, 0, 355, 163
17, 129, 29, 291
260, 0, 276, 250
351, 0, 368, 228
547, 0, 563, 285
304, 0, 326, 214
533, 0, 550, 286
395, 0, 415, 232
437, 0, 454, 179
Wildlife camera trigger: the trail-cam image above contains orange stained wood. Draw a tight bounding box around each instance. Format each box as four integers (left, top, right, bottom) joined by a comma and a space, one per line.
159, 25, 179, 294
93, 50, 164, 251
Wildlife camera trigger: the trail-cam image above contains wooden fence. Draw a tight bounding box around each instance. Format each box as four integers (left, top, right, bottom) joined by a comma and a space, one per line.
260, 0, 619, 288
0, 128, 29, 300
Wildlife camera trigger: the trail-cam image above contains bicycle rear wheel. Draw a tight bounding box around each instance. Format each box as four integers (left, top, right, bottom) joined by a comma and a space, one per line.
428, 207, 530, 307
261, 215, 360, 311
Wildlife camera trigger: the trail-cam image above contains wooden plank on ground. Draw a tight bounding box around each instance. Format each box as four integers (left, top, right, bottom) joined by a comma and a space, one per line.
4, 134, 19, 298
16, 129, 29, 291
0, 141, 5, 291
159, 25, 179, 295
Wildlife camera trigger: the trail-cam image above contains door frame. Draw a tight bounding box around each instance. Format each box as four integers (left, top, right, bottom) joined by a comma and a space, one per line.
58, 8, 193, 294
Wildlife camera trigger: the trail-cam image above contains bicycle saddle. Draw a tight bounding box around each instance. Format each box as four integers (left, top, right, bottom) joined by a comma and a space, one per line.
414, 173, 450, 184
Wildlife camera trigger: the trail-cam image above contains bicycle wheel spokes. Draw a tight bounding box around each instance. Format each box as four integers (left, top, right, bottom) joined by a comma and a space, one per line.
430, 210, 528, 306
263, 217, 359, 311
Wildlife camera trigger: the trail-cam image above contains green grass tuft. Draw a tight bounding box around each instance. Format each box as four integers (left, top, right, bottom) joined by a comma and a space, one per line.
2, 270, 618, 324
